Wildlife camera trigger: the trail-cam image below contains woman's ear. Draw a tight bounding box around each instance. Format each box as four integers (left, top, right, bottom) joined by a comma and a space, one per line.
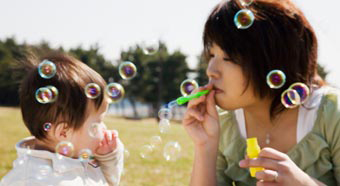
54, 123, 72, 141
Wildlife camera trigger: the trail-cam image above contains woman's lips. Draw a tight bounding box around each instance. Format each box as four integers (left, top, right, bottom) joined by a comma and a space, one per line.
213, 86, 224, 94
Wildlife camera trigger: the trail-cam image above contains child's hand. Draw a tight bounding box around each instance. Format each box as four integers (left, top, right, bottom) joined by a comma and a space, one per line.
95, 130, 118, 155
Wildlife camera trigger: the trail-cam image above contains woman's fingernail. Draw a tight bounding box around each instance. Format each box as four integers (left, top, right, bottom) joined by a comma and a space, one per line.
239, 160, 246, 167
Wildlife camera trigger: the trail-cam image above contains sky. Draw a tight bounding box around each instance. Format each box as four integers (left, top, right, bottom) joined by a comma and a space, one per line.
0, 0, 339, 87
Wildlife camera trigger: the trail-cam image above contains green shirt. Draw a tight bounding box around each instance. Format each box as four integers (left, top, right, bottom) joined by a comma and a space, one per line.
216, 87, 340, 186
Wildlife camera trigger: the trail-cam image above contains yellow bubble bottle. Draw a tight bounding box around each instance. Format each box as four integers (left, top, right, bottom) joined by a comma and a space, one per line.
246, 137, 264, 177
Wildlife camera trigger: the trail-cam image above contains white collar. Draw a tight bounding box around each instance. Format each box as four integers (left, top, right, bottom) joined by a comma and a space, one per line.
16, 136, 85, 173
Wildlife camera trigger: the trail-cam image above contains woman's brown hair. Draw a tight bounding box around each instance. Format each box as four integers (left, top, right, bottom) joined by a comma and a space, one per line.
19, 52, 107, 140
203, 0, 323, 118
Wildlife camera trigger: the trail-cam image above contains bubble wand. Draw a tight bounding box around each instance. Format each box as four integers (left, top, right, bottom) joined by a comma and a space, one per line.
175, 89, 210, 105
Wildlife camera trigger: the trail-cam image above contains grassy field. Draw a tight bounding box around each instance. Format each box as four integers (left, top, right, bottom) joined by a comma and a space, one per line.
0, 107, 195, 186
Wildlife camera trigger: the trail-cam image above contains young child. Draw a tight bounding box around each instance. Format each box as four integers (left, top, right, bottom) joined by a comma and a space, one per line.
0, 52, 124, 186
183, 0, 340, 185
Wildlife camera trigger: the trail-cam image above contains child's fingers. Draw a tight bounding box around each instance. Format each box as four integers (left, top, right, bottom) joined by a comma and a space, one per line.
106, 130, 112, 141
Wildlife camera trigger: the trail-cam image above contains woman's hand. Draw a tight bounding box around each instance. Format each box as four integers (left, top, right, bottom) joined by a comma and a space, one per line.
182, 84, 220, 147
239, 148, 325, 186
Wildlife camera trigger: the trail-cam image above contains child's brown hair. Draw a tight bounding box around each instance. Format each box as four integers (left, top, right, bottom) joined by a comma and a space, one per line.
19, 52, 107, 140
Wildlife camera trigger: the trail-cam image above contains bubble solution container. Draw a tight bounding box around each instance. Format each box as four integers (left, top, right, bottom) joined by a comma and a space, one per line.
246, 137, 265, 177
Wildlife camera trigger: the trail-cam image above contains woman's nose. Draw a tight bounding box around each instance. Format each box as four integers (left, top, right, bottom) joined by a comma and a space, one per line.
206, 60, 219, 79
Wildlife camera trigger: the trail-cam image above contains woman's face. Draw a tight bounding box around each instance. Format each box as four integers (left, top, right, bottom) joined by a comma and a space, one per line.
207, 43, 258, 110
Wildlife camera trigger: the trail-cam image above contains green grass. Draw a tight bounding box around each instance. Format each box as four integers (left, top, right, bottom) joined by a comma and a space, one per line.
0, 107, 194, 186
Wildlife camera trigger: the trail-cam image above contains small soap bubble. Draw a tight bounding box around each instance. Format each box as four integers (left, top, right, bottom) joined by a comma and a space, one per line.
43, 122, 52, 131
163, 141, 181, 161
38, 60, 57, 79
88, 122, 106, 140
35, 87, 53, 104
240, 0, 253, 6
289, 82, 310, 104
150, 136, 162, 149
180, 79, 199, 96
139, 144, 153, 159
78, 149, 93, 162
46, 85, 59, 103
167, 100, 178, 109
281, 89, 301, 108
85, 83, 101, 99
234, 9, 255, 29
266, 70, 286, 89
159, 119, 171, 134
119, 61, 137, 80
55, 141, 74, 159
142, 40, 159, 55
124, 149, 130, 159
38, 165, 52, 176
106, 83, 125, 103
158, 108, 172, 120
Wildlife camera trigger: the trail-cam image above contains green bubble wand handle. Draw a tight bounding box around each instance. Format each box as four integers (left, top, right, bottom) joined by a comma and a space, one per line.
176, 89, 210, 105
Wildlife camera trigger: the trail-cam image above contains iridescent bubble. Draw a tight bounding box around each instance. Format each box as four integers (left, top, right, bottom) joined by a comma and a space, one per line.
124, 149, 130, 159
180, 79, 199, 96
139, 144, 153, 159
142, 40, 159, 55
167, 100, 178, 109
234, 9, 255, 29
46, 85, 59, 103
159, 119, 171, 134
149, 136, 162, 149
55, 141, 74, 159
119, 61, 137, 80
38, 60, 57, 79
158, 108, 172, 120
266, 70, 286, 89
289, 82, 310, 104
43, 122, 52, 131
240, 0, 253, 6
35, 87, 53, 104
78, 149, 93, 162
106, 83, 125, 103
281, 89, 301, 108
163, 141, 181, 161
85, 83, 101, 99
88, 122, 106, 140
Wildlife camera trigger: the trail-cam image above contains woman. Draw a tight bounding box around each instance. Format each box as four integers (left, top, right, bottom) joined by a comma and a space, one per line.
183, 0, 340, 185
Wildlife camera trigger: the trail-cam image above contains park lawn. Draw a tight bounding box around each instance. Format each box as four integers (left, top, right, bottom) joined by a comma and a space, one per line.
0, 107, 194, 186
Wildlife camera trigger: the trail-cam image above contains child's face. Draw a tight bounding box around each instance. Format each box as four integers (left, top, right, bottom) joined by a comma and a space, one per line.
68, 100, 109, 156
207, 43, 258, 110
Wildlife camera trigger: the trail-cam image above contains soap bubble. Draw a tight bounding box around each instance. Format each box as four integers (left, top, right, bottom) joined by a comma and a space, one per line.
55, 141, 74, 159
149, 136, 162, 149
35, 87, 53, 104
234, 9, 255, 29
43, 122, 52, 131
85, 83, 101, 99
281, 89, 301, 108
139, 144, 153, 159
46, 85, 59, 103
158, 108, 172, 120
106, 83, 125, 103
88, 122, 106, 140
266, 70, 286, 89
240, 0, 253, 6
124, 149, 130, 159
163, 141, 181, 161
159, 119, 171, 134
119, 61, 137, 80
142, 40, 159, 55
35, 165, 52, 180
289, 82, 310, 104
180, 79, 199, 96
167, 100, 178, 109
38, 60, 56, 79
78, 149, 93, 162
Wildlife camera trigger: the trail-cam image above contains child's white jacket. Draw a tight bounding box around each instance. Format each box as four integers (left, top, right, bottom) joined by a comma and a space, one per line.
0, 136, 124, 186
